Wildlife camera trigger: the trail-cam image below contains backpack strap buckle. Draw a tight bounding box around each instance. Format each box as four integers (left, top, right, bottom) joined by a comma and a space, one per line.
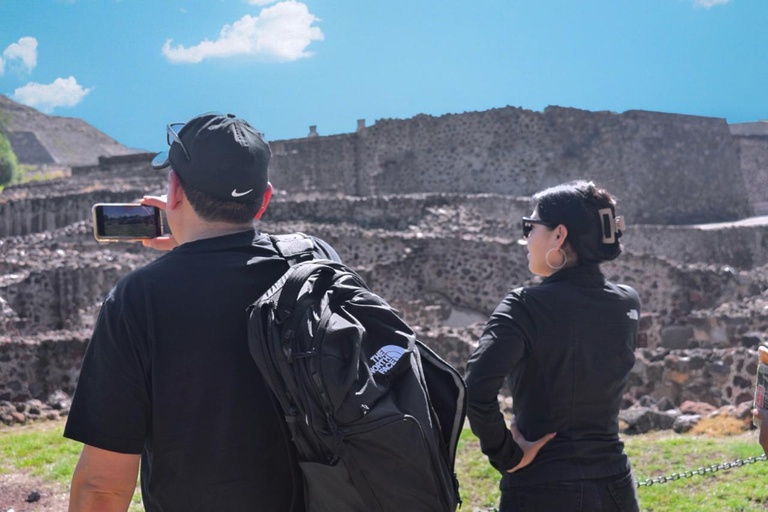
270, 233, 315, 266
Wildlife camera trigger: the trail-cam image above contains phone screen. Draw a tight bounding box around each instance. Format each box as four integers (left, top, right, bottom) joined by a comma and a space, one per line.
95, 205, 162, 239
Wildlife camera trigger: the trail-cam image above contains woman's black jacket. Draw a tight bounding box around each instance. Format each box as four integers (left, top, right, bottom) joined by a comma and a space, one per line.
464, 264, 640, 486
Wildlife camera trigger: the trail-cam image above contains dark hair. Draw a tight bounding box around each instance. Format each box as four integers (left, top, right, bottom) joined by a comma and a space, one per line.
179, 178, 261, 224
532, 180, 622, 265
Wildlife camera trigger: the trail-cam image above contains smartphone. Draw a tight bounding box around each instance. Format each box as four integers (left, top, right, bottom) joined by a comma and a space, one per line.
92, 203, 163, 242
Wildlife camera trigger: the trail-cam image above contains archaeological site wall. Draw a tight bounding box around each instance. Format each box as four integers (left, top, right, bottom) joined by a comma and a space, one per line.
0, 191, 145, 238
0, 332, 88, 402
270, 106, 754, 224
264, 194, 768, 269
71, 152, 156, 176
270, 134, 359, 195
1, 104, 767, 429
628, 347, 760, 407
0, 169, 166, 238
734, 135, 768, 215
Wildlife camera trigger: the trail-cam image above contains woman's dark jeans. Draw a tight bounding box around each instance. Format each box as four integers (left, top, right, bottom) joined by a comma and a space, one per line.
499, 471, 639, 512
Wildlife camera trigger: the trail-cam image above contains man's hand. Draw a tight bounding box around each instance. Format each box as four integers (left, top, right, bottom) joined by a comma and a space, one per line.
752, 408, 768, 457
506, 419, 556, 474
140, 196, 177, 251
69, 445, 140, 512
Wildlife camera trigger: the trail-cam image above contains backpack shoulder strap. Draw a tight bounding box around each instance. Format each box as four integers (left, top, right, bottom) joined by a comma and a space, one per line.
270, 232, 316, 266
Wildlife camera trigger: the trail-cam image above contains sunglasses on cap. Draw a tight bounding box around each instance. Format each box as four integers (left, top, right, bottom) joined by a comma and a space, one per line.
521, 216, 558, 239
166, 123, 191, 162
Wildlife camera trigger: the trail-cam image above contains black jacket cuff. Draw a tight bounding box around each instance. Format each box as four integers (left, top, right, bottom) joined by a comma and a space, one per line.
489, 433, 524, 473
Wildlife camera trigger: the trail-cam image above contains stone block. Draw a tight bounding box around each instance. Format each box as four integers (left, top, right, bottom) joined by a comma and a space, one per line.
619, 407, 676, 434
673, 414, 702, 433
656, 397, 676, 411
741, 332, 763, 348
660, 325, 694, 349
680, 400, 717, 416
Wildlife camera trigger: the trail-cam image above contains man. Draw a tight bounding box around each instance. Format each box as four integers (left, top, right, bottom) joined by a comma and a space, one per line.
64, 113, 339, 511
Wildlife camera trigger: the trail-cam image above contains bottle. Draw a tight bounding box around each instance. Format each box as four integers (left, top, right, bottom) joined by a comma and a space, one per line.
754, 346, 768, 428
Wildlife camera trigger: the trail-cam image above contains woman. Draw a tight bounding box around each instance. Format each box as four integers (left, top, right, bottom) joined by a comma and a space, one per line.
465, 180, 640, 512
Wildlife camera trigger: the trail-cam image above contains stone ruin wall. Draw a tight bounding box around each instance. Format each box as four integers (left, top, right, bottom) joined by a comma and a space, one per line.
0, 333, 88, 403
1, 105, 768, 422
270, 134, 359, 196
270, 106, 756, 225
265, 194, 768, 269
71, 153, 155, 177
0, 191, 146, 239
0, 169, 166, 238
734, 135, 768, 215
2, 195, 766, 407
628, 347, 760, 408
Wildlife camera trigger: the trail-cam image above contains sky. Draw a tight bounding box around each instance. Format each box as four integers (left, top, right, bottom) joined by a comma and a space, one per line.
0, 0, 766, 152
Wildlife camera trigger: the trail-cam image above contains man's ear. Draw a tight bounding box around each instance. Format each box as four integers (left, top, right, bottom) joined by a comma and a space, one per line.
168, 170, 185, 210
255, 182, 273, 220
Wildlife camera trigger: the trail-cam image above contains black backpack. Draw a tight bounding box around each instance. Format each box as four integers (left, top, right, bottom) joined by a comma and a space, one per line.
247, 233, 467, 512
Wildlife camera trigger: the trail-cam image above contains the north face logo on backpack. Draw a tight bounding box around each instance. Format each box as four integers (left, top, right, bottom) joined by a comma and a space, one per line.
370, 345, 406, 374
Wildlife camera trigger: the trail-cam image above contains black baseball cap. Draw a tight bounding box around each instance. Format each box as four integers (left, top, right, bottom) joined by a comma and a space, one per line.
151, 112, 270, 203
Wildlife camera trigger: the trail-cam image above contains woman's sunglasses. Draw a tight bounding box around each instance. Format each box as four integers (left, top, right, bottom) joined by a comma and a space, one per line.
521, 217, 557, 239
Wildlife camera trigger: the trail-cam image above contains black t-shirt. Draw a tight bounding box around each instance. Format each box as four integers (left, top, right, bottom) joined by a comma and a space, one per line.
64, 230, 340, 512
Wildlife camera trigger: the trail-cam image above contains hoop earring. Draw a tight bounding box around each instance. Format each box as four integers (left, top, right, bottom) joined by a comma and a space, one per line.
545, 248, 567, 270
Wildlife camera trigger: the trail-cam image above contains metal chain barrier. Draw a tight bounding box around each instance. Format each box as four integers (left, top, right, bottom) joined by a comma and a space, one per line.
636, 454, 768, 487
480, 455, 767, 510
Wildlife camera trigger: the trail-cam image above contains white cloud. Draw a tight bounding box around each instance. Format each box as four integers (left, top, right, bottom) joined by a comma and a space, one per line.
12, 76, 92, 113
2, 37, 38, 74
693, 0, 732, 8
0, 57, 4, 76
162, 0, 323, 64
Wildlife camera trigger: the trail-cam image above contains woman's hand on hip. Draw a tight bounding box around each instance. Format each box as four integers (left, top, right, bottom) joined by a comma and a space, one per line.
506, 418, 556, 474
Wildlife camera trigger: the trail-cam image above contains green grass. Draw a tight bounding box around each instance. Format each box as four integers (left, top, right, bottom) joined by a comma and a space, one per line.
0, 421, 143, 511
16, 164, 66, 184
1, 421, 766, 511
455, 428, 502, 509
624, 432, 768, 511
0, 421, 81, 483
0, 164, 63, 192
455, 429, 768, 511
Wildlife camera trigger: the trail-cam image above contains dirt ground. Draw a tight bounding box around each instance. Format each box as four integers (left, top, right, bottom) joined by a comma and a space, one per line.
0, 472, 68, 512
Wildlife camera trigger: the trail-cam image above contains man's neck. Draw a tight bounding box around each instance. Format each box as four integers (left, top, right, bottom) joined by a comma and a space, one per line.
180, 222, 255, 245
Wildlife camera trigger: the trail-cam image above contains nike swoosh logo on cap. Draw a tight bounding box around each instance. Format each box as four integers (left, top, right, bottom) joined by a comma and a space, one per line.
231, 188, 253, 198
